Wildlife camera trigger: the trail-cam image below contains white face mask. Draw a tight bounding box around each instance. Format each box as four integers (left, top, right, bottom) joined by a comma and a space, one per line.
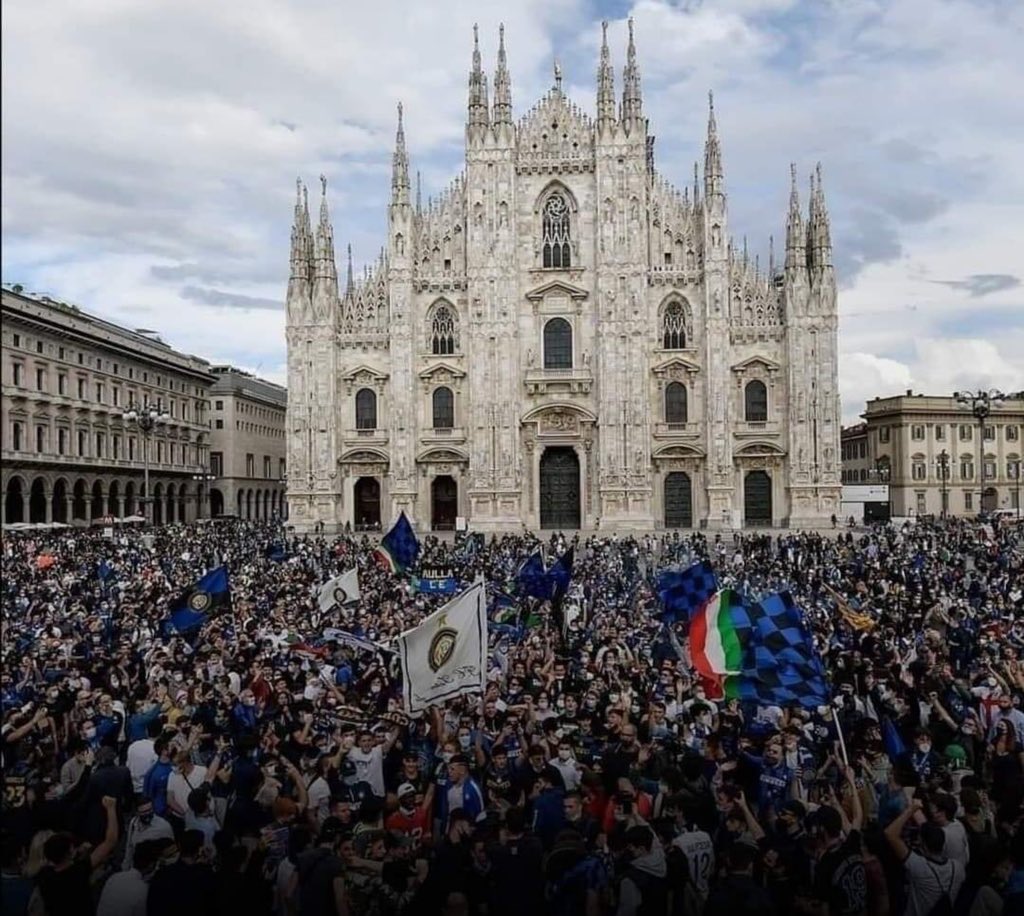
917, 743, 931, 754
459, 735, 471, 750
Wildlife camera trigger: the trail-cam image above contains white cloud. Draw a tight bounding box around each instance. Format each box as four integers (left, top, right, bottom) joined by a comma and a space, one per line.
2, 0, 1022, 418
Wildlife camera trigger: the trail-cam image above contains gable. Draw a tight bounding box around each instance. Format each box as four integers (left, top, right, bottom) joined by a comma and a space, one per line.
524, 279, 589, 302
731, 355, 782, 373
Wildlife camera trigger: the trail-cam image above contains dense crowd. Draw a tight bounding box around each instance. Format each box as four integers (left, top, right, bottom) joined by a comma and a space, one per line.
1, 515, 1022, 916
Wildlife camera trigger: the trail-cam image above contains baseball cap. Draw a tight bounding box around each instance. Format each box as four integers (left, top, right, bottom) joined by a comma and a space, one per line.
397, 782, 417, 798
448, 753, 470, 767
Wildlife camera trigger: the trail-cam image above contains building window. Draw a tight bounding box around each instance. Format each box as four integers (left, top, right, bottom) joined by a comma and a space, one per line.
246, 454, 255, 477
169, 443, 176, 465
128, 368, 134, 379
36, 368, 46, 391
263, 456, 271, 478
12, 333, 21, 347
12, 422, 22, 450
279, 458, 286, 479
77, 378, 86, 399
58, 429, 67, 455
95, 383, 104, 403
58, 374, 67, 395
860, 441, 867, 458
112, 435, 121, 459
430, 303, 458, 355
95, 432, 105, 458
12, 363, 23, 386
128, 438, 136, 460
860, 468, 868, 482
959, 424, 972, 441
210, 452, 223, 476
1005, 425, 1018, 441
432, 386, 454, 429
984, 460, 996, 479
215, 400, 223, 410
543, 318, 573, 369
662, 302, 688, 350
112, 363, 119, 375
744, 380, 768, 422
916, 492, 927, 515
36, 427, 46, 453
541, 191, 571, 268
960, 460, 973, 480
355, 389, 377, 430
78, 353, 84, 365
911, 425, 925, 440
78, 430, 87, 456
912, 461, 926, 481
879, 426, 890, 444
36, 340, 44, 354
984, 425, 995, 441
964, 491, 973, 510
935, 425, 946, 441
215, 419, 224, 429
112, 388, 120, 407
156, 441, 164, 463
665, 382, 688, 425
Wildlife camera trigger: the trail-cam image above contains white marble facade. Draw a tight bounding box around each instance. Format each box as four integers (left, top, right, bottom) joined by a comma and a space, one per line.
285, 22, 840, 534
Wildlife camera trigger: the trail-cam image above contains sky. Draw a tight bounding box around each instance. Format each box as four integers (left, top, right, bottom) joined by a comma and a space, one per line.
2, 0, 1022, 424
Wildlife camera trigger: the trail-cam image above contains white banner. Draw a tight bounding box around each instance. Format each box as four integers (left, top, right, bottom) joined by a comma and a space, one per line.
398, 581, 487, 713
318, 568, 360, 612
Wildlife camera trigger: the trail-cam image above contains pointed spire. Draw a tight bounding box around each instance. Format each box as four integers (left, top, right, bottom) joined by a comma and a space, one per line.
809, 162, 832, 267
768, 234, 775, 277
345, 243, 354, 296
785, 163, 806, 272
493, 23, 512, 126
391, 102, 410, 206
415, 171, 422, 215
704, 91, 723, 191
621, 17, 643, 126
693, 162, 700, 205
596, 20, 616, 129
468, 24, 490, 129
289, 178, 311, 284
311, 175, 338, 318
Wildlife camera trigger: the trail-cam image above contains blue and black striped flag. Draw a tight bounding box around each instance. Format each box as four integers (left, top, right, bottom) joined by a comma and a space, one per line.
162, 566, 231, 635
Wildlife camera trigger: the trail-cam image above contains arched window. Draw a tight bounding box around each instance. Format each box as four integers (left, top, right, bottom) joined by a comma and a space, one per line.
665, 382, 688, 425
432, 387, 454, 429
430, 303, 457, 355
355, 388, 377, 430
543, 318, 573, 369
542, 192, 571, 268
662, 302, 688, 349
744, 380, 768, 422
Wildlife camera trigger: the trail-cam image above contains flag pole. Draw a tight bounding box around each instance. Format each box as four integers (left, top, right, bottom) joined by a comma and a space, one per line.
833, 707, 850, 766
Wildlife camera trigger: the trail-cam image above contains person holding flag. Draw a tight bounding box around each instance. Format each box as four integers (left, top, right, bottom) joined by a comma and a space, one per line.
161, 565, 231, 635
374, 510, 420, 574
318, 567, 360, 613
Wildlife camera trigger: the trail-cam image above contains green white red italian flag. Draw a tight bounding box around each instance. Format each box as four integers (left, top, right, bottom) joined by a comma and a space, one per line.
689, 588, 745, 678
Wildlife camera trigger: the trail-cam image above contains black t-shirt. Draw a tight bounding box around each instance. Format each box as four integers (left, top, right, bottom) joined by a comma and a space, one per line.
37, 859, 94, 916
297, 847, 345, 916
813, 830, 867, 916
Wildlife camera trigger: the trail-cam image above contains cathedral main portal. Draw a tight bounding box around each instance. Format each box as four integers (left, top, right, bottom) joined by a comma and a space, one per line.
539, 447, 581, 529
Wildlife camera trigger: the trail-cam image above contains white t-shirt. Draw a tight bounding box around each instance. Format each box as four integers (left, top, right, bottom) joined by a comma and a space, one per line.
166, 765, 208, 817
903, 852, 964, 916
127, 739, 157, 794
672, 829, 715, 900
941, 821, 971, 869
551, 756, 582, 792
345, 746, 384, 796
97, 868, 148, 916
306, 775, 332, 824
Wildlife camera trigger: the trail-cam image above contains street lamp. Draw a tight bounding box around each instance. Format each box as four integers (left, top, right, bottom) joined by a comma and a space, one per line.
955, 389, 1006, 515
875, 460, 892, 522
278, 472, 288, 522
937, 449, 950, 519
192, 471, 216, 520
122, 399, 170, 525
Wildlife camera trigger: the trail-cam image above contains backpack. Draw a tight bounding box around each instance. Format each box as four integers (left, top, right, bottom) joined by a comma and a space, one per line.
924, 859, 956, 916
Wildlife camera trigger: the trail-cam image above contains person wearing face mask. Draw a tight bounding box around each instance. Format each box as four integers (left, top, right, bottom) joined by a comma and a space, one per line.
385, 782, 434, 844
122, 797, 174, 870
550, 740, 582, 792
903, 728, 941, 781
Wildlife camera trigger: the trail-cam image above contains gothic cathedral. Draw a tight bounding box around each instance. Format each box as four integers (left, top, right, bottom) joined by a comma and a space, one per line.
285, 21, 840, 534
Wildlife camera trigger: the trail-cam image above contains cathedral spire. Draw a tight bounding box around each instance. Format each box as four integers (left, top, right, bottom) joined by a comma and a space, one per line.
467, 24, 490, 129
703, 91, 723, 196
596, 20, 616, 129
621, 17, 643, 127
415, 171, 422, 215
391, 102, 410, 207
311, 175, 339, 319
492, 23, 512, 126
809, 162, 833, 268
345, 242, 354, 297
784, 163, 805, 272
287, 177, 312, 320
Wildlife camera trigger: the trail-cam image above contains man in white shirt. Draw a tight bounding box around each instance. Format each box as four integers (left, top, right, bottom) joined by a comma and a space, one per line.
932, 793, 970, 870
550, 739, 582, 792
99, 838, 163, 916
166, 751, 208, 823
343, 727, 399, 798
668, 802, 715, 901
122, 798, 174, 870
126, 726, 159, 796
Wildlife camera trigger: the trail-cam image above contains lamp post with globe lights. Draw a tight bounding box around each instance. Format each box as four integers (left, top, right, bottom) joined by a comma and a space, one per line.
937, 449, 950, 519
122, 399, 170, 525
955, 389, 1005, 515
192, 471, 216, 520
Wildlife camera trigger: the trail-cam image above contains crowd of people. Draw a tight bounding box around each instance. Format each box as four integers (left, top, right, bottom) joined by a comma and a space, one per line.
1, 514, 1022, 916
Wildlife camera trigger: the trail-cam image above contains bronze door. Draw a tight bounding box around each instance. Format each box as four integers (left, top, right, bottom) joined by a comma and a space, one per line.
664, 472, 693, 528
540, 447, 581, 529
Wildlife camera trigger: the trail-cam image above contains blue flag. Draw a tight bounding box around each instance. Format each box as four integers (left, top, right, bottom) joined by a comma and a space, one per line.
549, 547, 574, 604
163, 566, 231, 635
657, 561, 719, 623
881, 716, 906, 763
411, 576, 458, 595
97, 560, 114, 582
265, 543, 287, 563
516, 552, 550, 600
374, 511, 419, 574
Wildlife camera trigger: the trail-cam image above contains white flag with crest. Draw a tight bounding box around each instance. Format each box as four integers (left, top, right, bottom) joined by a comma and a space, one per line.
318, 568, 360, 612
397, 581, 487, 713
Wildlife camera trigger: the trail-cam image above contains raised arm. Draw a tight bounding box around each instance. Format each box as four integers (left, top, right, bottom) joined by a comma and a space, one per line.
884, 799, 919, 862
90, 796, 120, 868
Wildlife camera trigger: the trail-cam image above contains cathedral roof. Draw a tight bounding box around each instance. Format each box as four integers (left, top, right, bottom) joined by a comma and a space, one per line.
516, 85, 594, 173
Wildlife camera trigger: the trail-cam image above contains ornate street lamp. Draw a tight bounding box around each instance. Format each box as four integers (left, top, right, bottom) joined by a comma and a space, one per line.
192, 471, 216, 519
122, 399, 170, 525
936, 449, 950, 519
955, 389, 1005, 515
874, 460, 892, 521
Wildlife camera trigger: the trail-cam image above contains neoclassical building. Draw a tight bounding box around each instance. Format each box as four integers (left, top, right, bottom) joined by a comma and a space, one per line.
2, 287, 215, 526
285, 22, 841, 533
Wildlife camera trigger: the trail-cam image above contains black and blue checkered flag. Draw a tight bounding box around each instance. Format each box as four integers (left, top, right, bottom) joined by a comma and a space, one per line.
657, 561, 719, 623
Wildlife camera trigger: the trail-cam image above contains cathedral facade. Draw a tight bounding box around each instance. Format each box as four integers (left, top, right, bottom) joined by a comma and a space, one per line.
285, 22, 841, 534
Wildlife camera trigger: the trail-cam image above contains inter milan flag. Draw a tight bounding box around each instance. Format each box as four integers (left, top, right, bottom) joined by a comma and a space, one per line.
163, 566, 231, 635
657, 561, 719, 623
516, 552, 550, 600
548, 548, 574, 604
265, 543, 288, 563
318, 568, 360, 612
374, 511, 420, 574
